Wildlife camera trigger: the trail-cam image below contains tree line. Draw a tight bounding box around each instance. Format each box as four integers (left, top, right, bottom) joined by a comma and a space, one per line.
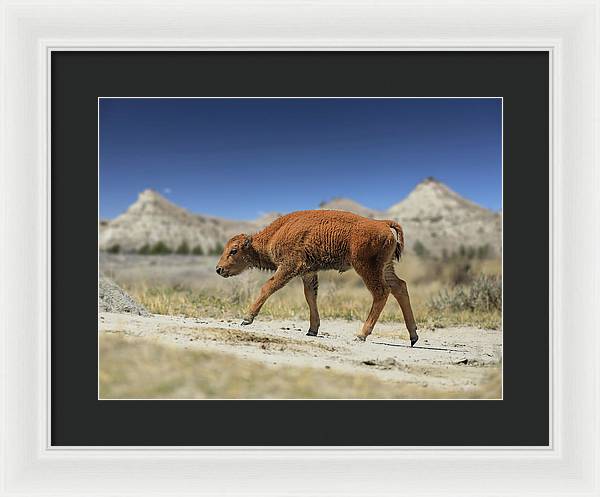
413, 240, 494, 260
106, 241, 225, 256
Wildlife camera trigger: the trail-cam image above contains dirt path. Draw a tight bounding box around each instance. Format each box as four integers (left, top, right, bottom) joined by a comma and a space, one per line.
100, 312, 502, 396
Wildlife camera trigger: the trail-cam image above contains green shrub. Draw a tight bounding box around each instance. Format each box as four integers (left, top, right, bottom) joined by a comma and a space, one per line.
107, 244, 120, 254
428, 274, 502, 313
445, 244, 493, 262
450, 263, 472, 286
176, 241, 190, 255
138, 244, 150, 255
150, 241, 172, 255
209, 241, 225, 256
191, 245, 204, 255
477, 244, 492, 259
413, 240, 429, 258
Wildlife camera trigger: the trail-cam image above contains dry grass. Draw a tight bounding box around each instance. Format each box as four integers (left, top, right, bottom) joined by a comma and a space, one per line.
123, 255, 502, 330
99, 332, 500, 400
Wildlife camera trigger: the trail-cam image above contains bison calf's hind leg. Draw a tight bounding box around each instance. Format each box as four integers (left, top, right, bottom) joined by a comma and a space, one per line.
302, 273, 320, 336
384, 263, 419, 346
354, 266, 391, 341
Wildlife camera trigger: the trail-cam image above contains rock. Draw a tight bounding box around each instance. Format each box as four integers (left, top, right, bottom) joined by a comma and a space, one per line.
98, 276, 150, 316
387, 177, 501, 257
319, 197, 381, 218
99, 189, 263, 253
381, 358, 397, 368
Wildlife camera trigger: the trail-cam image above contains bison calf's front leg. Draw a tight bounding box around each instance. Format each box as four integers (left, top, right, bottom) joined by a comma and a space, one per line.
241, 267, 294, 325
302, 273, 320, 336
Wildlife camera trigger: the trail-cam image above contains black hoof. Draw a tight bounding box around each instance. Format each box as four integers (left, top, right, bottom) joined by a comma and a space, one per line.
354, 335, 366, 342
306, 330, 318, 337
241, 319, 253, 326
410, 336, 419, 347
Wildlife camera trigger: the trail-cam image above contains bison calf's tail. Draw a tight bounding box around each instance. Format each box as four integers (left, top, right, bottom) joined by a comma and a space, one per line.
387, 221, 405, 261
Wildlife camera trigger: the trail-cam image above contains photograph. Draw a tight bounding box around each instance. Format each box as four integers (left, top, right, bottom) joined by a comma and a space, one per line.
98, 97, 503, 400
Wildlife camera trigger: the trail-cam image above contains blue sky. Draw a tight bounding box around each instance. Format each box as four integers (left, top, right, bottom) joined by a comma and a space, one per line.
99, 98, 502, 220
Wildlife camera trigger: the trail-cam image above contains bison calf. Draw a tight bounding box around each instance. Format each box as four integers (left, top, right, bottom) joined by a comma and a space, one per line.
216, 210, 418, 345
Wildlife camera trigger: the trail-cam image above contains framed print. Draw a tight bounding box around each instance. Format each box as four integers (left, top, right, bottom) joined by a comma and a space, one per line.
1, 1, 599, 496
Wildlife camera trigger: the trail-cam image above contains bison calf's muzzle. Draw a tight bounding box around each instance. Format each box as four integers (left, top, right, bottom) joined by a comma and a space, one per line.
216, 266, 229, 278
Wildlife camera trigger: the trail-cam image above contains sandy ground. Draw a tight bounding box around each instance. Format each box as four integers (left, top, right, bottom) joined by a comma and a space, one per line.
99, 312, 502, 396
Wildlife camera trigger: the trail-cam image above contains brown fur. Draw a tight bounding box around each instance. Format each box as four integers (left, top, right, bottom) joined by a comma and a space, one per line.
216, 210, 418, 344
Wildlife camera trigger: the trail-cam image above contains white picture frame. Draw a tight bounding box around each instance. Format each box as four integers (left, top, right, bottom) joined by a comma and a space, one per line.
1, 1, 598, 495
